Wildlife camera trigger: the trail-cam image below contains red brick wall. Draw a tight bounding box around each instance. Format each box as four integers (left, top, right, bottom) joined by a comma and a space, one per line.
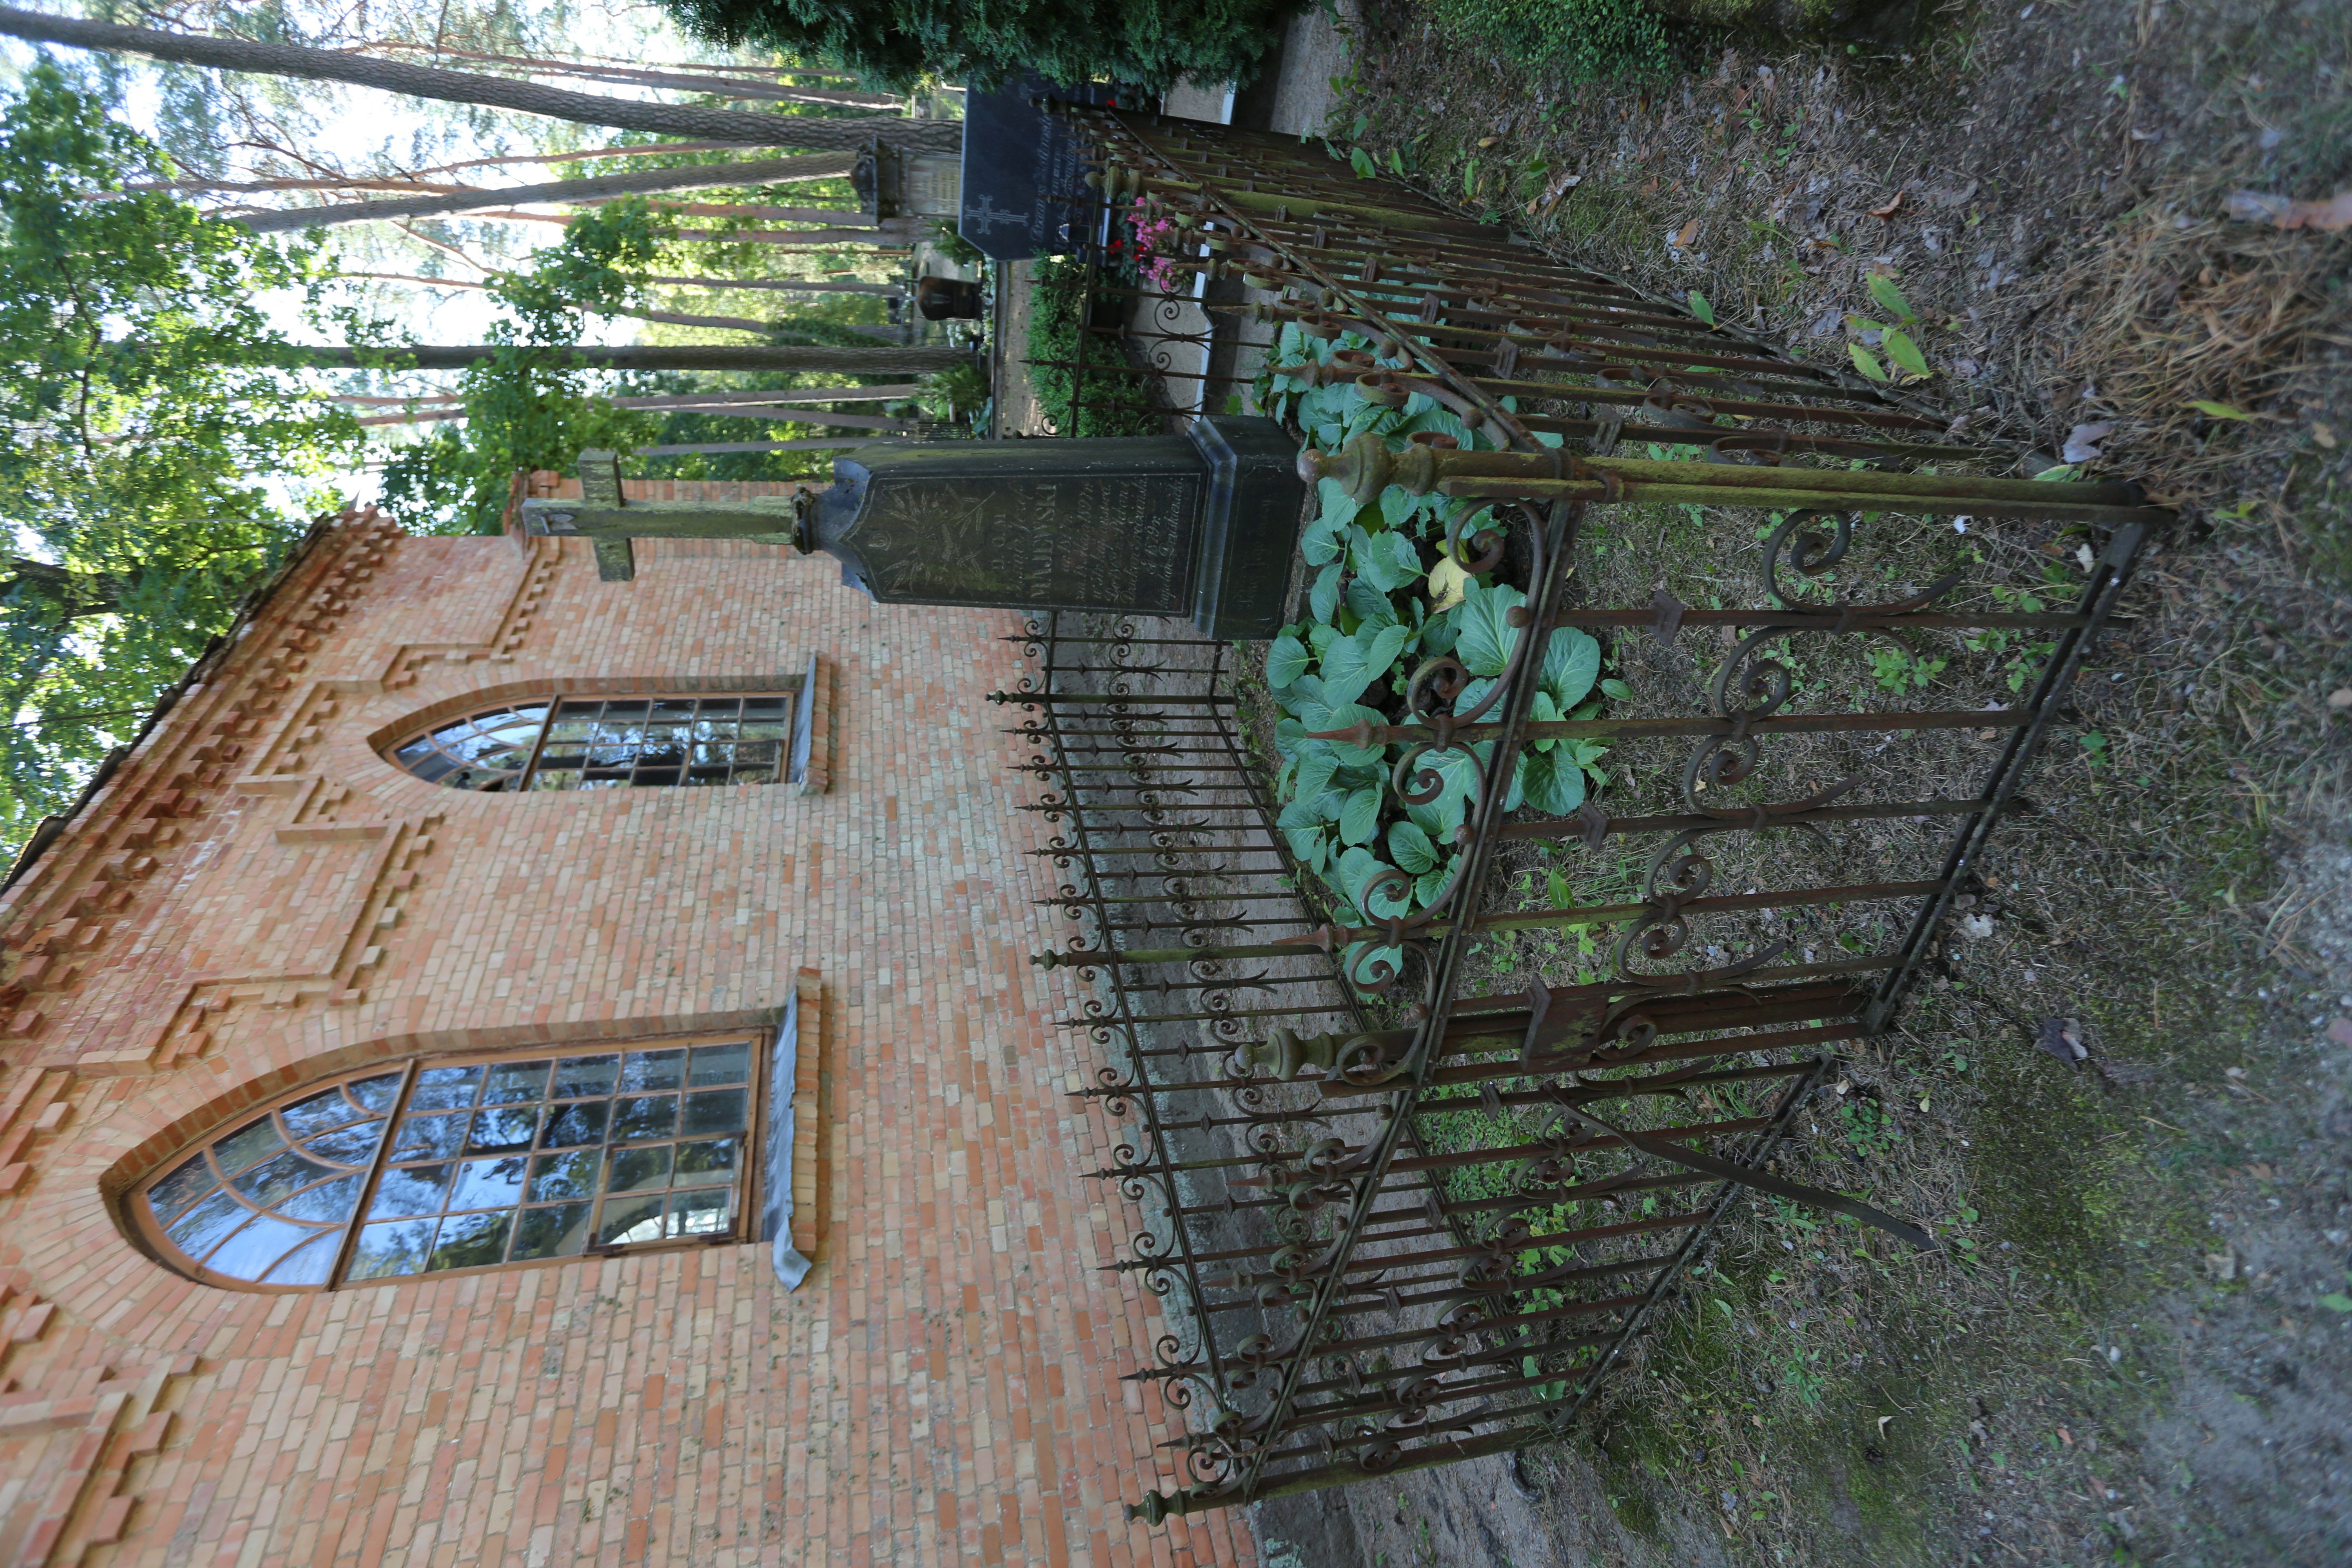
0, 514, 1254, 1568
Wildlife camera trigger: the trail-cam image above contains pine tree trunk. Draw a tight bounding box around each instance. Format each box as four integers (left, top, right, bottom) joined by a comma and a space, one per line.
0, 7, 962, 154
669, 225, 902, 245
238, 153, 854, 233
643, 275, 903, 297
365, 44, 902, 108
277, 343, 970, 375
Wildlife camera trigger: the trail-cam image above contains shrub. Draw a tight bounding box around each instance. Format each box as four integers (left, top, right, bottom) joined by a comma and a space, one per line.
1024, 256, 1160, 437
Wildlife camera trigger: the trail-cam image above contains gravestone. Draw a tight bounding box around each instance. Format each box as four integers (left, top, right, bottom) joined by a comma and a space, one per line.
957, 74, 1120, 261
517, 417, 1305, 638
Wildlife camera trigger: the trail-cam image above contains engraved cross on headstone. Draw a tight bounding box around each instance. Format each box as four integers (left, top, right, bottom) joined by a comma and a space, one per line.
516, 419, 1308, 637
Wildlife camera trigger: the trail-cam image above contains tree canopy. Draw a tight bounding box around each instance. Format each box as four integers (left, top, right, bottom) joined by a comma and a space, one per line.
376, 199, 668, 534
659, 0, 1298, 95
0, 63, 363, 856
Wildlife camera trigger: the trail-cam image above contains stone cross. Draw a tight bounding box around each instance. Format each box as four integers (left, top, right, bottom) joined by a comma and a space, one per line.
516, 419, 1306, 638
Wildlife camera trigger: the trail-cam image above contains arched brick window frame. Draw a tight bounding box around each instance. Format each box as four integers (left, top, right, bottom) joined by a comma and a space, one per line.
129, 1036, 772, 1292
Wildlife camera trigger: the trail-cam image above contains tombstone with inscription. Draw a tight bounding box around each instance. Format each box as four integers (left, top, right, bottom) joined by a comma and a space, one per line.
957, 74, 1119, 261
518, 417, 1305, 638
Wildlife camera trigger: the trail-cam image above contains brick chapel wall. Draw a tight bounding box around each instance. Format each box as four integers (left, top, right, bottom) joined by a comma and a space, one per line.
0, 516, 1252, 1568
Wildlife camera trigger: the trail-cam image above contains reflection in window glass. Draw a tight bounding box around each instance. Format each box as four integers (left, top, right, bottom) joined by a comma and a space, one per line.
389, 696, 792, 792
140, 1043, 757, 1290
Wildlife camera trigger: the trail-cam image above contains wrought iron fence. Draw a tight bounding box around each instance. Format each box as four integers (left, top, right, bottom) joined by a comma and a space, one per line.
1022, 185, 1255, 434
997, 105, 2165, 1524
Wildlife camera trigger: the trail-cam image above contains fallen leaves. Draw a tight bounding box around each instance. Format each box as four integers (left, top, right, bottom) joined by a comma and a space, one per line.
2223, 187, 2352, 231
2061, 421, 2116, 464
2187, 398, 2254, 421
1869, 191, 1907, 219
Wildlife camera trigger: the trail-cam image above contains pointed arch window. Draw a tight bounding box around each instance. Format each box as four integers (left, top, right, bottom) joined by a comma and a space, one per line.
132, 1039, 763, 1290
390, 693, 806, 792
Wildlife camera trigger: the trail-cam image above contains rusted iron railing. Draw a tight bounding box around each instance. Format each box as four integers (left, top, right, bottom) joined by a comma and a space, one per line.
997, 106, 2163, 1523
1024, 184, 1254, 433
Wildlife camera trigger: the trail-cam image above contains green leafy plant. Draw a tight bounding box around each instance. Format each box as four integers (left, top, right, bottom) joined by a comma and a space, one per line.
1022, 255, 1160, 437
1265, 320, 1618, 985
1837, 1094, 1902, 1159
1963, 584, 2059, 692
1687, 290, 1715, 327
1868, 645, 1949, 693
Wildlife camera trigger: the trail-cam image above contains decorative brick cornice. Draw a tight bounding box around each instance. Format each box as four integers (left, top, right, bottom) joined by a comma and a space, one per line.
0, 513, 403, 1056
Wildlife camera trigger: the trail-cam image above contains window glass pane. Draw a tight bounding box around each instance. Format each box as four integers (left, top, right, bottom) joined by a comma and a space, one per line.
389, 1113, 468, 1161
279, 1174, 366, 1225
540, 1101, 610, 1149
597, 1194, 664, 1247
528, 770, 583, 791
668, 1188, 734, 1238
650, 699, 697, 722
528, 1150, 601, 1203
369, 1164, 452, 1218
214, 1118, 286, 1177
233, 1149, 340, 1209
688, 1043, 751, 1087
148, 1154, 220, 1226
608, 1145, 672, 1193
673, 1138, 737, 1183
682, 1089, 748, 1138
347, 1219, 437, 1280
262, 1230, 341, 1286
166, 1189, 247, 1260
303, 1120, 385, 1164
482, 1061, 550, 1105
409, 1066, 483, 1111
280, 1088, 365, 1139
618, 1051, 685, 1093
554, 699, 602, 718
466, 1106, 541, 1155
205, 1216, 322, 1281
510, 1204, 593, 1261
449, 1157, 530, 1212
552, 1056, 619, 1100
611, 1095, 677, 1143
345, 1074, 403, 1114
730, 768, 777, 786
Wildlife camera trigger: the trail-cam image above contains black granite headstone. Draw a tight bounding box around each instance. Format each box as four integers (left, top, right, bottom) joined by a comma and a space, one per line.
957, 74, 1119, 261
517, 419, 1306, 638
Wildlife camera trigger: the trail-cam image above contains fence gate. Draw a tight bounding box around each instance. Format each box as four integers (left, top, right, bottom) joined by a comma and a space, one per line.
998, 107, 2165, 1524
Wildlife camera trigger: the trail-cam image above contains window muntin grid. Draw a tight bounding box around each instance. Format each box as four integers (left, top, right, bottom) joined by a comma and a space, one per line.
390, 695, 792, 792
136, 1041, 757, 1290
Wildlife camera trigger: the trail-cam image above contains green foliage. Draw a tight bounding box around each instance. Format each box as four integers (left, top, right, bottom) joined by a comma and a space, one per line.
379, 198, 676, 533
1423, 0, 1676, 83
1263, 319, 1620, 986
1023, 256, 1159, 437
927, 218, 985, 268
1867, 644, 1948, 693
660, 0, 1297, 94
0, 64, 361, 852
1837, 1094, 1903, 1159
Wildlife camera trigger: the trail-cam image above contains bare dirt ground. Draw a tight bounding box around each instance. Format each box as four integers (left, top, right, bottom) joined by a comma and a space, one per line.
1232, 0, 2352, 1564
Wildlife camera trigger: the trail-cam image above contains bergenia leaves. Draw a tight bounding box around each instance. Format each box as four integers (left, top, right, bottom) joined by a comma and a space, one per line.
1386, 818, 1438, 874
1266, 634, 1311, 690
